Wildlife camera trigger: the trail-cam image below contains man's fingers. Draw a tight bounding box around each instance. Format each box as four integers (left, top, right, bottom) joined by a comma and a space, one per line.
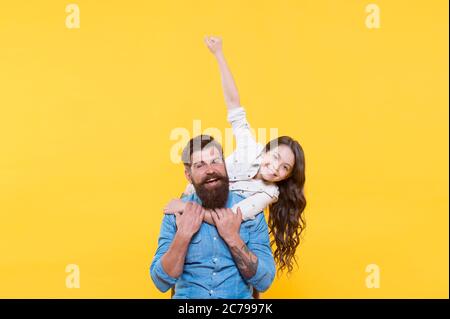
195, 205, 203, 216
223, 208, 234, 218
187, 201, 200, 214
214, 209, 223, 220
193, 203, 202, 213
236, 207, 243, 219
217, 208, 226, 219
199, 208, 206, 221
211, 210, 219, 223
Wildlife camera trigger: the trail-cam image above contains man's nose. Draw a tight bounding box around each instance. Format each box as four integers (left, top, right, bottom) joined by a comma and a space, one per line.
205, 165, 215, 174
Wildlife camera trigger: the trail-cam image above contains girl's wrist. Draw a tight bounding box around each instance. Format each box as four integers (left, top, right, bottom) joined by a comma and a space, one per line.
214, 51, 225, 59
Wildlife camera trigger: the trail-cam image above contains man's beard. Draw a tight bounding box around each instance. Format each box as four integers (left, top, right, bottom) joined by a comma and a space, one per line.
192, 172, 230, 209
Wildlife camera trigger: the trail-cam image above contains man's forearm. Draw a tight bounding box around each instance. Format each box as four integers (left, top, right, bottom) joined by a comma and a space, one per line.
226, 236, 259, 279
160, 231, 191, 278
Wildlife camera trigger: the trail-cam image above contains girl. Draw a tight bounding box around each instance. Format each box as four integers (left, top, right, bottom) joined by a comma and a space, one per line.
164, 36, 307, 274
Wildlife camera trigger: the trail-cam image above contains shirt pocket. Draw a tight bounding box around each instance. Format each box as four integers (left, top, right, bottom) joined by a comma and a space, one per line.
185, 232, 203, 264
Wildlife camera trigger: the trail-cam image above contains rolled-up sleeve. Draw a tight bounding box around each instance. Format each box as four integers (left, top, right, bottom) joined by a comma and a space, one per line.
227, 107, 260, 163
231, 192, 277, 221
245, 213, 276, 292
150, 215, 178, 292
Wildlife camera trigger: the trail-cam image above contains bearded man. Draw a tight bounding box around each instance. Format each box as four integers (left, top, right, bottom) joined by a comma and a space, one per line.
150, 135, 276, 299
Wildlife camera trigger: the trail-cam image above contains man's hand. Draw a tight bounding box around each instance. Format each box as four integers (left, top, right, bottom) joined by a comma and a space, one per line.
175, 202, 205, 238
204, 36, 223, 55
211, 207, 259, 279
202, 208, 216, 226
210, 207, 242, 244
159, 202, 204, 279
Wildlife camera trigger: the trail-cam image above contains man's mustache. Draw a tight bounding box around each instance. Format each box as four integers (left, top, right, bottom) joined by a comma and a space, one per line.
200, 173, 226, 185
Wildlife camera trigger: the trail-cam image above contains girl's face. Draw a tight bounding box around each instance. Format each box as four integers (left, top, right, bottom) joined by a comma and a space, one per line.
259, 144, 295, 182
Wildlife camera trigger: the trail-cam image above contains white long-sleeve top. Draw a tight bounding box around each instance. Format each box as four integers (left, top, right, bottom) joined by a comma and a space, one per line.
184, 106, 279, 220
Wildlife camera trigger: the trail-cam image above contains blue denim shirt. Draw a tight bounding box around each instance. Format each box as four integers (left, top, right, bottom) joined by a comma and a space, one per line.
150, 191, 276, 299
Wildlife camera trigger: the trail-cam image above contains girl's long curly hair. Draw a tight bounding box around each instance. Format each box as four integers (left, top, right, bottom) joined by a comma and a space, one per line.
266, 136, 307, 275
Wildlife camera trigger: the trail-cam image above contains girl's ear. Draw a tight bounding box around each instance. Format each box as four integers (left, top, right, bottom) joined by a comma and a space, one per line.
184, 169, 193, 183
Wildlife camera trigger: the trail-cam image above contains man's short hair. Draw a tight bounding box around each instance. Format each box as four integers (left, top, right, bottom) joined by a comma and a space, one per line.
181, 135, 224, 169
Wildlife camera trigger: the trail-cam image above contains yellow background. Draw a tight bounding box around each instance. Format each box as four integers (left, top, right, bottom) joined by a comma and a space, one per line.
0, 0, 448, 298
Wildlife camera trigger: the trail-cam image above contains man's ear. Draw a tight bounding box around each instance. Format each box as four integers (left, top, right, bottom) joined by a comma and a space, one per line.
184, 168, 192, 183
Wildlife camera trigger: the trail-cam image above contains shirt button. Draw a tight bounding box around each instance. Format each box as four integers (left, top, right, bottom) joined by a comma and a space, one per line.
213, 258, 218, 262
213, 272, 216, 276
213, 237, 217, 240
210, 290, 214, 294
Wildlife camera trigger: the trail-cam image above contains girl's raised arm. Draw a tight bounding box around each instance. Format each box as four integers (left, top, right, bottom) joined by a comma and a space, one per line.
204, 36, 241, 110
